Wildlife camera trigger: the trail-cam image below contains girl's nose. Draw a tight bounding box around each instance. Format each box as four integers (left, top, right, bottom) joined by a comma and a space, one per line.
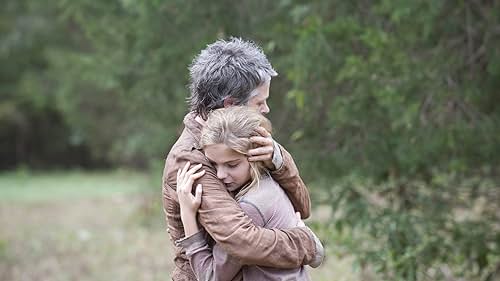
216, 168, 227, 180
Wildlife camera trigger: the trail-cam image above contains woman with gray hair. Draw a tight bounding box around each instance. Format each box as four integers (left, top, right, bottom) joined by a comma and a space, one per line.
188, 37, 277, 119
163, 38, 321, 280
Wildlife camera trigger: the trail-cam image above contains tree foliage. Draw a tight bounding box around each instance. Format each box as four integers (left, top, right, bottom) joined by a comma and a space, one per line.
1, 0, 499, 280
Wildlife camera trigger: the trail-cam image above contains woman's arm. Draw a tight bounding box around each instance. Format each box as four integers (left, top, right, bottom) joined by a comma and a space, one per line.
269, 143, 311, 219
177, 197, 269, 281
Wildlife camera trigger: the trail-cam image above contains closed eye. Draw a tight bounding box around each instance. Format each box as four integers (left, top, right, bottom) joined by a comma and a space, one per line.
226, 161, 240, 168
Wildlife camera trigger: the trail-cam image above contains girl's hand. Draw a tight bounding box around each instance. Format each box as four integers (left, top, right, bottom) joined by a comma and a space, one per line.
176, 162, 205, 217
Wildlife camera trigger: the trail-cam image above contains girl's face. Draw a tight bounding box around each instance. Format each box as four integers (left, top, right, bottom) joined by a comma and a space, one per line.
204, 143, 251, 192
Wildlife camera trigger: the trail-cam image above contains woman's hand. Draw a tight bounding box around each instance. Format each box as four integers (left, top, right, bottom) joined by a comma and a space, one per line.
177, 162, 205, 236
248, 126, 276, 170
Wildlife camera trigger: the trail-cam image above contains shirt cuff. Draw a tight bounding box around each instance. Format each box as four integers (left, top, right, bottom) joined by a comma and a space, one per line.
271, 140, 284, 170
174, 229, 208, 256
304, 226, 325, 268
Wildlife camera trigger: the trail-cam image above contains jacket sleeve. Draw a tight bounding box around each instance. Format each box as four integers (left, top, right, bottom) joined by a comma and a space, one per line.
270, 144, 311, 219
174, 200, 268, 281
175, 229, 242, 281
167, 150, 317, 268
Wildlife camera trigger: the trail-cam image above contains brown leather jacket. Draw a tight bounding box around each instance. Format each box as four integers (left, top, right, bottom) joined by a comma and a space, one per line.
162, 112, 317, 280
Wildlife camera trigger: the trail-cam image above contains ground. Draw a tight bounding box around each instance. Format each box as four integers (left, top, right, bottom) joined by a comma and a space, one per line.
0, 170, 359, 281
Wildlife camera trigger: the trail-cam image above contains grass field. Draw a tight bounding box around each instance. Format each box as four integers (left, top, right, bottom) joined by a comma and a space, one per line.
0, 170, 359, 281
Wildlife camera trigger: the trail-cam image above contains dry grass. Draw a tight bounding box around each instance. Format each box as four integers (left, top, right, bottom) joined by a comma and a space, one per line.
0, 197, 174, 281
0, 171, 359, 281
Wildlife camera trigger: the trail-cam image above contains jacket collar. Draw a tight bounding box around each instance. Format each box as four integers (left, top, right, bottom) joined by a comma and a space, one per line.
183, 111, 203, 150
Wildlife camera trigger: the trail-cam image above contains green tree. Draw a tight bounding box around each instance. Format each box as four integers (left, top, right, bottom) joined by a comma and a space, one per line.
1, 0, 499, 279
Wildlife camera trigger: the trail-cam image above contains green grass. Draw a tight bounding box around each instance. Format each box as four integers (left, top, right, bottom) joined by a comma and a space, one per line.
0, 170, 359, 281
0, 169, 152, 202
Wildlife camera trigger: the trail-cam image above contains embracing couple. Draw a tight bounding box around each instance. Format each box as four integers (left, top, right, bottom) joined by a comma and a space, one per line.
162, 38, 325, 281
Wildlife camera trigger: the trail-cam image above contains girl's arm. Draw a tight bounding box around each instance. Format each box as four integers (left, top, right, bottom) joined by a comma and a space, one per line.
176, 162, 242, 281
176, 229, 242, 281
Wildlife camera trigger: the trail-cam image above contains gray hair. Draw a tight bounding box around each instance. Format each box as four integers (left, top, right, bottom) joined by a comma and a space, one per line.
187, 37, 278, 119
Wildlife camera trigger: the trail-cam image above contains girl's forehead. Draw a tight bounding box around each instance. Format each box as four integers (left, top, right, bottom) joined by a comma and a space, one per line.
204, 143, 245, 163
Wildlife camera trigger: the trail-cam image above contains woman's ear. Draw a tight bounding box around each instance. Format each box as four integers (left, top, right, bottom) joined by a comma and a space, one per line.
223, 97, 236, 108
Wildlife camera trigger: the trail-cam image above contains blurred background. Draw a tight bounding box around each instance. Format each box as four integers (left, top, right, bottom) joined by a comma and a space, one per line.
1, 1, 499, 280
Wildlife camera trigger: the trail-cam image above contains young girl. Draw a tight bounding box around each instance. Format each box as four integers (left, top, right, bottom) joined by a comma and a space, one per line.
175, 106, 324, 281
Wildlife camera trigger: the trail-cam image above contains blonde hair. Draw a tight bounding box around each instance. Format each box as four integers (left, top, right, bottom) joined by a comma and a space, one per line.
200, 106, 272, 200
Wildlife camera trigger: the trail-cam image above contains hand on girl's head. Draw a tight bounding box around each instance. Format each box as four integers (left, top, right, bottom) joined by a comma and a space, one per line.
249, 126, 272, 146
248, 126, 274, 166
247, 127, 277, 171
